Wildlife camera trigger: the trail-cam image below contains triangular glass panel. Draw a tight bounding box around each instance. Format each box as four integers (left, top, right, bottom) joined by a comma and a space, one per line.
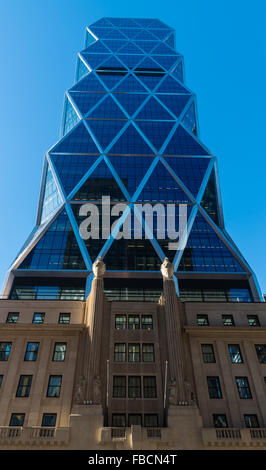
150, 29, 170, 40
83, 40, 110, 54
181, 102, 197, 135
80, 53, 111, 70
137, 160, 191, 203
86, 119, 126, 151
113, 93, 147, 116
73, 159, 126, 201
136, 121, 175, 151
40, 165, 62, 222
107, 18, 139, 28
172, 61, 184, 82
135, 56, 163, 72
105, 29, 127, 40
50, 154, 100, 196
91, 18, 112, 27
164, 125, 209, 156
152, 55, 180, 70
157, 94, 191, 118
62, 96, 80, 136
156, 75, 189, 93
97, 55, 126, 70
135, 96, 174, 120
101, 40, 125, 53
134, 30, 157, 40
69, 91, 105, 116
89, 27, 113, 39
103, 237, 162, 271
178, 212, 244, 273
18, 210, 86, 270
50, 121, 100, 155
165, 34, 175, 48
117, 54, 143, 69
200, 169, 219, 225
133, 18, 154, 27
70, 72, 106, 92
118, 42, 143, 54
147, 19, 169, 28
108, 155, 154, 196
87, 95, 127, 119
137, 74, 164, 91
114, 74, 147, 92
164, 156, 210, 197
119, 28, 141, 39
97, 71, 126, 90
133, 41, 158, 53
152, 42, 176, 55
108, 124, 155, 155
76, 57, 90, 81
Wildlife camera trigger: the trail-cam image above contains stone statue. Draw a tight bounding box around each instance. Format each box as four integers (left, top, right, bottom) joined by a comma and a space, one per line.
93, 376, 102, 404
74, 376, 86, 404
184, 377, 194, 403
92, 257, 106, 279
160, 258, 174, 280
168, 377, 177, 405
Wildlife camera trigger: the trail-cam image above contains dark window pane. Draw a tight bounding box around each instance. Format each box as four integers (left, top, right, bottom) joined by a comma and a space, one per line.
228, 345, 243, 364
213, 414, 228, 428
53, 343, 67, 362
235, 377, 252, 399
59, 313, 71, 324
244, 414, 259, 428
141, 315, 153, 330
247, 315, 260, 327
0, 342, 12, 361
47, 376, 62, 397
143, 376, 157, 398
115, 315, 127, 330
6, 312, 19, 324
112, 414, 126, 427
128, 316, 140, 330
32, 313, 45, 324
207, 376, 222, 399
144, 414, 158, 427
128, 376, 141, 398
113, 376, 126, 398
114, 344, 126, 362
201, 344, 215, 363
255, 345, 266, 364
222, 315, 235, 326
9, 413, 25, 427
16, 375, 32, 397
128, 414, 142, 426
197, 315, 209, 326
128, 344, 140, 362
24, 342, 39, 361
42, 414, 57, 427
142, 344, 155, 362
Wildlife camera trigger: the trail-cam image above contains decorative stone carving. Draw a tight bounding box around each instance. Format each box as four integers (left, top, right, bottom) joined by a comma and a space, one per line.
93, 376, 102, 404
160, 258, 174, 280
185, 377, 195, 403
168, 377, 177, 405
74, 376, 86, 404
92, 257, 106, 279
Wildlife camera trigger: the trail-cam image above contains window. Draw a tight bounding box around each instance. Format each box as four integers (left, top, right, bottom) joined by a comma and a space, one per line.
244, 414, 259, 428
47, 375, 62, 397
201, 344, 215, 363
113, 376, 126, 398
115, 315, 126, 330
128, 414, 142, 426
142, 344, 155, 362
112, 414, 126, 427
143, 376, 157, 398
144, 414, 158, 427
128, 315, 140, 330
58, 313, 70, 324
16, 375, 32, 397
42, 414, 57, 427
235, 377, 252, 399
53, 343, 67, 362
0, 342, 12, 361
128, 376, 141, 398
0, 375, 3, 387
141, 315, 153, 330
222, 315, 235, 326
24, 342, 39, 361
9, 413, 25, 427
213, 414, 228, 428
228, 344, 243, 364
255, 344, 266, 364
114, 344, 126, 362
247, 315, 260, 327
207, 377, 222, 399
6, 312, 19, 324
32, 312, 45, 324
197, 315, 209, 326
128, 344, 140, 362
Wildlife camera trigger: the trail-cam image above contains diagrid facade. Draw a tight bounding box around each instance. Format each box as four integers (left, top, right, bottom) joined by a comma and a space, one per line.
0, 17, 266, 450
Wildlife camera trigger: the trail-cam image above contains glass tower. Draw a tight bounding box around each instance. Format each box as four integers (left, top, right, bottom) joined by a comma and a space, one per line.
4, 17, 263, 303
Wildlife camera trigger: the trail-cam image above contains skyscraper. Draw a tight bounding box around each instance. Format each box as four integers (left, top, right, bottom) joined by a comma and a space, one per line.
0, 18, 265, 451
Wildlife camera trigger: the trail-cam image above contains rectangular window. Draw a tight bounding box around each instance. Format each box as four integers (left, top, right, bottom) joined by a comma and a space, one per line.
113, 376, 126, 398
16, 375, 32, 397
247, 315, 260, 327
128, 376, 141, 398
112, 414, 126, 427
143, 376, 157, 398
0, 375, 3, 387
141, 315, 153, 330
53, 343, 67, 362
32, 312, 45, 324
42, 413, 57, 427
228, 344, 243, 364
207, 376, 222, 399
115, 315, 127, 330
255, 344, 266, 364
197, 315, 209, 326
6, 312, 19, 324
222, 315, 235, 326
24, 342, 39, 361
213, 414, 228, 428
114, 344, 126, 362
9, 413, 25, 427
235, 377, 252, 399
47, 375, 62, 398
144, 414, 158, 427
244, 414, 259, 428
201, 344, 216, 363
128, 414, 142, 426
142, 344, 155, 362
128, 344, 140, 362
128, 315, 140, 330
0, 342, 12, 361
58, 313, 71, 324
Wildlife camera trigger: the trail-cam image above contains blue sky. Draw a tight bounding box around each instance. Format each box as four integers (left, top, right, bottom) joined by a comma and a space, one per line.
0, 0, 265, 294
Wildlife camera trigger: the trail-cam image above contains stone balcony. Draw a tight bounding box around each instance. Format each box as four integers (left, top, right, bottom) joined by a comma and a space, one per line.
101, 426, 168, 449
202, 428, 266, 447
0, 426, 70, 446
